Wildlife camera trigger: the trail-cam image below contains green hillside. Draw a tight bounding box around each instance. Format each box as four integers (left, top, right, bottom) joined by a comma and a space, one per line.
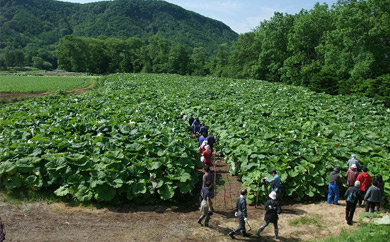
0, 0, 238, 66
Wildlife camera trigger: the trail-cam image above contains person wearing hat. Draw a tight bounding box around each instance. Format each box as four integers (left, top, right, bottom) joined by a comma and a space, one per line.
256, 191, 281, 239
327, 167, 341, 205
347, 154, 361, 170
228, 189, 249, 239
344, 180, 360, 225
264, 169, 281, 193
346, 164, 359, 187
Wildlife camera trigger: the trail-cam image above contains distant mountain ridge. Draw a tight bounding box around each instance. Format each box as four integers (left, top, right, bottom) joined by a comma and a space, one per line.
0, 0, 238, 54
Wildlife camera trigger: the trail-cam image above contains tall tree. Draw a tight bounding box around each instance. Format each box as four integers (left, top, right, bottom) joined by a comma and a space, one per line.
56, 35, 89, 72
229, 32, 262, 79
147, 35, 171, 73
280, 3, 334, 91
254, 12, 296, 82
168, 44, 190, 75
190, 47, 208, 76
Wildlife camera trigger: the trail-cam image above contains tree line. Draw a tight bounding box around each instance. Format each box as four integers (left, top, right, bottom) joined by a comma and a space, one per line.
2, 0, 389, 106
225, 0, 390, 106
0, 0, 237, 70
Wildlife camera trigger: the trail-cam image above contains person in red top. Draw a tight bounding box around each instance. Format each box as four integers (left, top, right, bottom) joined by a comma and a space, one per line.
346, 164, 359, 187
356, 167, 372, 206
202, 145, 212, 167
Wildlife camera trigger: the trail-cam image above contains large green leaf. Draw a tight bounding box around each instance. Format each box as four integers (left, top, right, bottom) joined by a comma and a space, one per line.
94, 184, 116, 201
158, 184, 175, 200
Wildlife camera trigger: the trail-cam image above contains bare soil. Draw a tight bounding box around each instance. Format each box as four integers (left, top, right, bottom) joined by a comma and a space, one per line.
1, 153, 384, 242
0, 83, 94, 103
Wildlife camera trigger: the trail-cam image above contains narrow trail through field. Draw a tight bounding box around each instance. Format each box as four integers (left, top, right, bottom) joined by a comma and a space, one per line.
1, 129, 387, 242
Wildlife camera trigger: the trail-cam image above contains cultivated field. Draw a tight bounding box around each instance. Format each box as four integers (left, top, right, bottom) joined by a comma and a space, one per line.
0, 75, 94, 93
0, 73, 389, 241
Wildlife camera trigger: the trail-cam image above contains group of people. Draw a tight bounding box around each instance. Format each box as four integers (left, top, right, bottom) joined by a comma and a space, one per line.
181, 113, 283, 239
181, 113, 387, 238
228, 170, 282, 239
327, 154, 385, 225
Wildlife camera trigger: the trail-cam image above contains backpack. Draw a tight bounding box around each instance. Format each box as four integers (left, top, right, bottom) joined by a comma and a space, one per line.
346, 189, 358, 204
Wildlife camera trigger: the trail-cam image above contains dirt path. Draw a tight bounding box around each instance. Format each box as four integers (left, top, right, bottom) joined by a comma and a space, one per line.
1, 153, 383, 242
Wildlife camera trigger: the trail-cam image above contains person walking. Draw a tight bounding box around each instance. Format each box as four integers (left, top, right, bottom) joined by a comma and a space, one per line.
347, 154, 361, 170
375, 174, 385, 212
256, 191, 281, 239
197, 182, 213, 227
202, 145, 212, 168
188, 115, 194, 127
364, 180, 381, 213
344, 180, 360, 225
356, 167, 372, 206
192, 118, 201, 135
206, 132, 216, 152
199, 123, 208, 136
327, 167, 341, 205
346, 164, 359, 187
264, 169, 281, 194
198, 133, 207, 148
202, 166, 213, 188
229, 189, 249, 239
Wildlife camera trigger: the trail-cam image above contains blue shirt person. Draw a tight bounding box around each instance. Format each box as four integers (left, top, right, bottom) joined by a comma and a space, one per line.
264, 169, 281, 193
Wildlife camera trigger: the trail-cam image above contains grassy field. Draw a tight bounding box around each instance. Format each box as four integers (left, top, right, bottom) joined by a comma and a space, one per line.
0, 75, 94, 93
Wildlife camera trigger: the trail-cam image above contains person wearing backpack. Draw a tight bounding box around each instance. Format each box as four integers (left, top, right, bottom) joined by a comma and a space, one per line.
364, 180, 381, 213
256, 191, 281, 239
344, 180, 360, 225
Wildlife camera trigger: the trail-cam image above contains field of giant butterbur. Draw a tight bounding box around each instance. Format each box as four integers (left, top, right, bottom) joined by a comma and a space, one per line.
1, 74, 389, 204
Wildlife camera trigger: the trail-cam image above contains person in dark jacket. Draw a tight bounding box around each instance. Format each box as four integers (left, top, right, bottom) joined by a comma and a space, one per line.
327, 167, 341, 205
199, 123, 208, 136
229, 189, 249, 239
206, 132, 216, 152
188, 115, 195, 127
364, 180, 381, 213
344, 180, 360, 225
375, 174, 385, 212
256, 191, 281, 239
192, 118, 201, 135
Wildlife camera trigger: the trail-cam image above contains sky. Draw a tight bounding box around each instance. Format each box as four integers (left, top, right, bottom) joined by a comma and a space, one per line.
60, 0, 339, 34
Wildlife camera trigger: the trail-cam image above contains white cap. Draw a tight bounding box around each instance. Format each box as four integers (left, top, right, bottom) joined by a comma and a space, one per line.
354, 180, 361, 187
351, 164, 357, 169
269, 191, 277, 200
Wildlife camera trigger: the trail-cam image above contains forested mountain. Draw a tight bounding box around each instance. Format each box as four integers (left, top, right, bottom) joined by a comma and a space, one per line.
0, 0, 238, 66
